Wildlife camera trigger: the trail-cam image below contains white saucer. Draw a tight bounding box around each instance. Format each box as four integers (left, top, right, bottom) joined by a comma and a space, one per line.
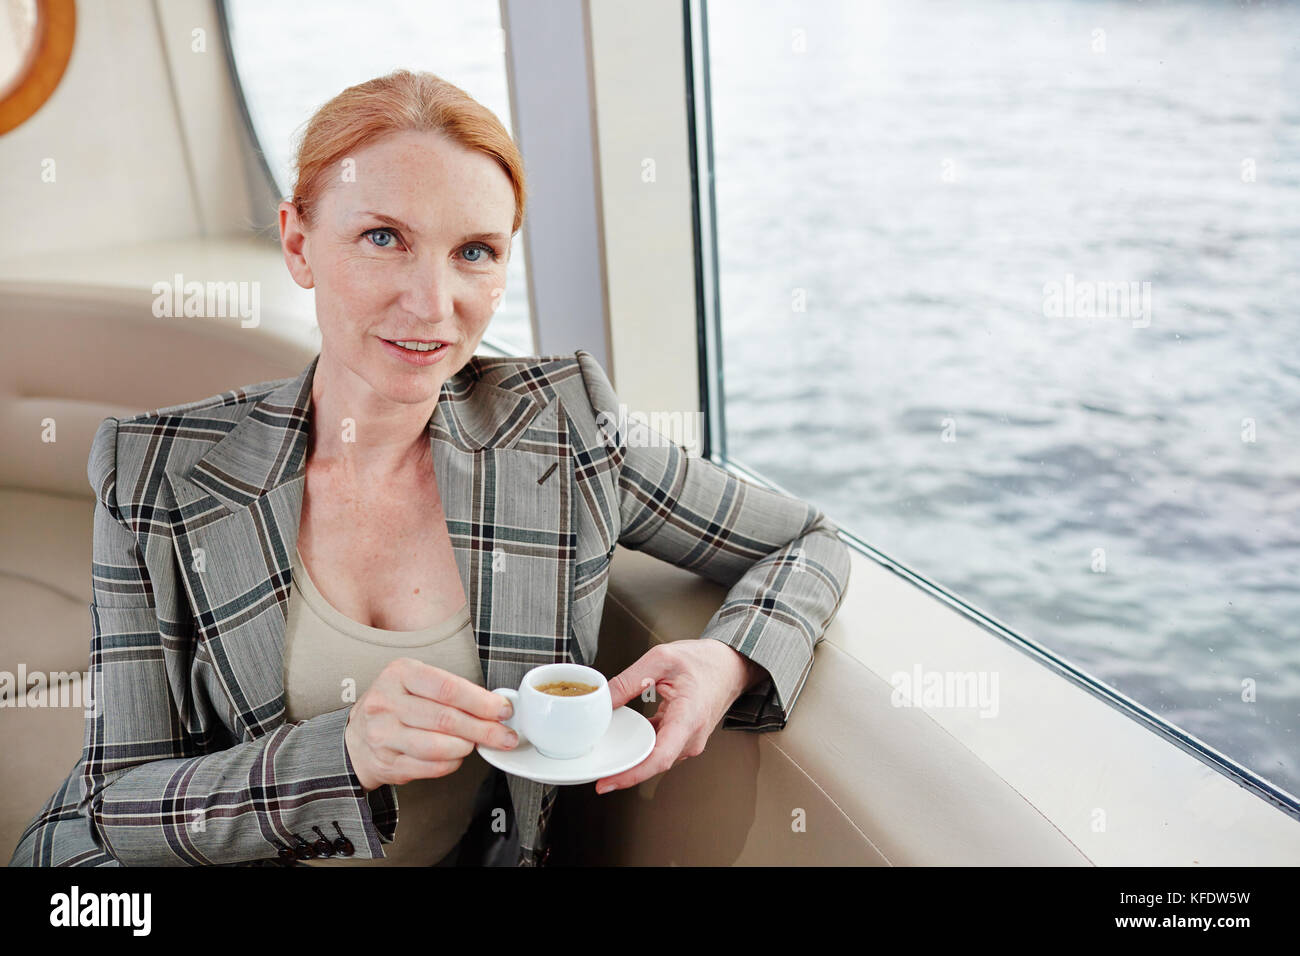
476, 706, 656, 785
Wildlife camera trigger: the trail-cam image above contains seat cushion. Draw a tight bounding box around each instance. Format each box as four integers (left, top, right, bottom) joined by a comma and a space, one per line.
0, 685, 88, 861
0, 489, 94, 679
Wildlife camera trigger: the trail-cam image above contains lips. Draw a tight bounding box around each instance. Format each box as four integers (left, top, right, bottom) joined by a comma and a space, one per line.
383, 338, 450, 352
379, 337, 453, 366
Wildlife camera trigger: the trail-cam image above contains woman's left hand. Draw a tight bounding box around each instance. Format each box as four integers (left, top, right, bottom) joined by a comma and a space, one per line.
594, 639, 764, 794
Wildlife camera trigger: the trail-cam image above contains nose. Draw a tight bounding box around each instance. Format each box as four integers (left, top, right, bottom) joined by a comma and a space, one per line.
396, 251, 456, 325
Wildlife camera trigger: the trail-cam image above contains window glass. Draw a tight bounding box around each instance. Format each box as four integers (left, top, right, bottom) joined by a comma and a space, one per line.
224, 0, 533, 354
704, 0, 1300, 797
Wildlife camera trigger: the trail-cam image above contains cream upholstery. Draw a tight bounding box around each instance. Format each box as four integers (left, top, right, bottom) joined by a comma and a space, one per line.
0, 282, 312, 859
553, 547, 1090, 865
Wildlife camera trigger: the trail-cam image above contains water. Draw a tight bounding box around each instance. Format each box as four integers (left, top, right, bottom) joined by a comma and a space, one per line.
227, 0, 1299, 799
708, 0, 1300, 798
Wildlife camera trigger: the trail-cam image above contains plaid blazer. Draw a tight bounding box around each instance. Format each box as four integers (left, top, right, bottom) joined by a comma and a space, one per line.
9, 349, 851, 867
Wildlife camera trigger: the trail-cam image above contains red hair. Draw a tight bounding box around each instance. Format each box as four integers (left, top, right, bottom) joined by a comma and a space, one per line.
289, 69, 526, 234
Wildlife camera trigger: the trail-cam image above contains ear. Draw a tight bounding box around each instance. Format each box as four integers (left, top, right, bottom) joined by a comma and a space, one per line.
278, 200, 315, 290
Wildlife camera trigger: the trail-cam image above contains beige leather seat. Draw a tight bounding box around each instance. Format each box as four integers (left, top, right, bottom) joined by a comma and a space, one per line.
1, 282, 1089, 865
0, 283, 312, 859
554, 548, 1089, 865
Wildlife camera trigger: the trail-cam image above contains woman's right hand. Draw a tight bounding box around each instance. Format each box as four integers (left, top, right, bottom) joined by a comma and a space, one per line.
344, 658, 519, 791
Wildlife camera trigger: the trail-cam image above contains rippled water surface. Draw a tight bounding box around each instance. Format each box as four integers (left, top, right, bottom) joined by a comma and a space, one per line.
708, 0, 1300, 798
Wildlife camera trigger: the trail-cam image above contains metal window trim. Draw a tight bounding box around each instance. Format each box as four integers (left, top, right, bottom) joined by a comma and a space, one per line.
685, 0, 725, 463
213, 0, 282, 232
500, 0, 611, 368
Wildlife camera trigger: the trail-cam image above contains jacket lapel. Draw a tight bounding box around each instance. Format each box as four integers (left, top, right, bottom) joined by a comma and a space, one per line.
164, 353, 578, 748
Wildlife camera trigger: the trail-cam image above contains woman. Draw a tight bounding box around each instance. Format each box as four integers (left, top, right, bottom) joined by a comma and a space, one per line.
9, 70, 851, 867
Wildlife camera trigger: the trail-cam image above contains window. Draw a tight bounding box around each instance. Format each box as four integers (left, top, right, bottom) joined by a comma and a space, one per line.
698, 0, 1300, 799
0, 0, 75, 136
221, 0, 533, 355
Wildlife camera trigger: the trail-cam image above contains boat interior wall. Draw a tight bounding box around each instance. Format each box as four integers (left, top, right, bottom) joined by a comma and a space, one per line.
584, 0, 703, 452
0, 0, 271, 262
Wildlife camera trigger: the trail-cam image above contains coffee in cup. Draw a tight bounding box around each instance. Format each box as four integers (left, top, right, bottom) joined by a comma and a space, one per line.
535, 680, 598, 697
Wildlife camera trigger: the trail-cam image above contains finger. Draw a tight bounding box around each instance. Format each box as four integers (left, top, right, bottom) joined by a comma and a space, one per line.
387, 723, 478, 762
606, 651, 668, 710
395, 658, 514, 720
395, 693, 519, 750
675, 733, 707, 763
598, 706, 695, 792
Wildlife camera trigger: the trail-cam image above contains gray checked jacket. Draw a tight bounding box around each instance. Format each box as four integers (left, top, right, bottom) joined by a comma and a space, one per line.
9, 349, 851, 866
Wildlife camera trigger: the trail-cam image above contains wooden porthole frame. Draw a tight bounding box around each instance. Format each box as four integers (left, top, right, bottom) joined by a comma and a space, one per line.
0, 0, 75, 136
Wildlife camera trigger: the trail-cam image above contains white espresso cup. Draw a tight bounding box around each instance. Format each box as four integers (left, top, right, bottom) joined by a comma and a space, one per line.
492, 663, 612, 759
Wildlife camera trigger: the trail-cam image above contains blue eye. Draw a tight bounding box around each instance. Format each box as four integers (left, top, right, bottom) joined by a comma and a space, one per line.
363, 228, 398, 248
463, 243, 501, 263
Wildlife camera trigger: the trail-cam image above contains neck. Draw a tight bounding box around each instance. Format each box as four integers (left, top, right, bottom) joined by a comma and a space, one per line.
306, 350, 442, 481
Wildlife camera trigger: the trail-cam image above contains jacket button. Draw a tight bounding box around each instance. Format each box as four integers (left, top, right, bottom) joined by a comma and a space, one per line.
331, 821, 355, 857
292, 834, 315, 859
311, 827, 334, 857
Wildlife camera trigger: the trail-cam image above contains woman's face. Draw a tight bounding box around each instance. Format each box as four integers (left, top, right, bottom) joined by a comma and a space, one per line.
279, 129, 514, 406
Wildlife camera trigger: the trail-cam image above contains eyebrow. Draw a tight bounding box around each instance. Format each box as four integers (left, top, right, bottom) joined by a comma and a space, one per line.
354, 211, 508, 243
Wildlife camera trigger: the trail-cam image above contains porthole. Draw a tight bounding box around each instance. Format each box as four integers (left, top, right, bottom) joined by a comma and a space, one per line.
0, 0, 74, 136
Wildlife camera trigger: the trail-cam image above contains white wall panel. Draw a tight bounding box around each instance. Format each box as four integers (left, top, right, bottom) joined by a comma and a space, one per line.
0, 0, 200, 258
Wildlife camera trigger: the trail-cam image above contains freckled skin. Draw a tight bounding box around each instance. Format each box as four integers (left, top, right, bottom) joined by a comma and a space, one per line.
277, 130, 515, 631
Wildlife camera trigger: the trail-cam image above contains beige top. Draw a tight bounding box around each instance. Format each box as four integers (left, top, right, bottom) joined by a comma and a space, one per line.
284, 545, 491, 866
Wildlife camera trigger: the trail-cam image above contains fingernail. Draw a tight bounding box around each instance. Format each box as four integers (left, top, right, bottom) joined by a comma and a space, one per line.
500, 702, 513, 719
596, 784, 613, 795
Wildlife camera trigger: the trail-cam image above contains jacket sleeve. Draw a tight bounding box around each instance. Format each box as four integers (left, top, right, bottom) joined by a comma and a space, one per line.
77, 417, 397, 865
575, 350, 851, 731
